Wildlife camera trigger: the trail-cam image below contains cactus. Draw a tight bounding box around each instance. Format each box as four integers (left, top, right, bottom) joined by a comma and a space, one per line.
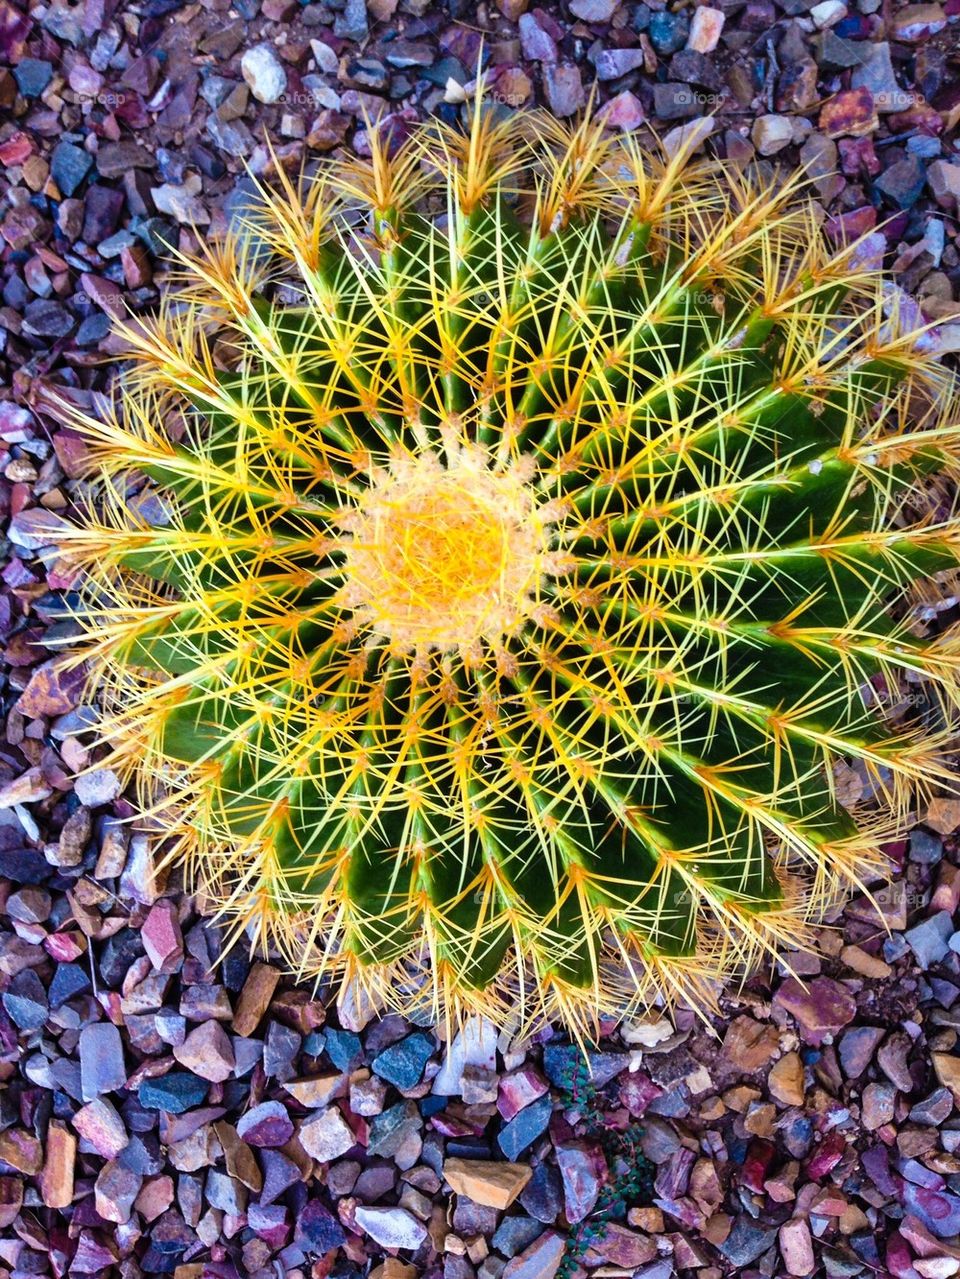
58, 102, 960, 1036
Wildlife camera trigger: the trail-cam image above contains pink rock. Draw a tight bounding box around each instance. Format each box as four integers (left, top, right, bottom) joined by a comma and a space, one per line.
141, 900, 182, 972
804, 1130, 846, 1179
599, 90, 645, 131
779, 1218, 815, 1276
498, 1067, 549, 1121
886, 1230, 922, 1279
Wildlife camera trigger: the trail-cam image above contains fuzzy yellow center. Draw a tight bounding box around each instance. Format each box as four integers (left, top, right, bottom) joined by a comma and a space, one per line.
342, 448, 551, 655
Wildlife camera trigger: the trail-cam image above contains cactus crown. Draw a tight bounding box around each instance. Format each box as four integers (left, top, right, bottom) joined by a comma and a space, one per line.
59, 102, 960, 1037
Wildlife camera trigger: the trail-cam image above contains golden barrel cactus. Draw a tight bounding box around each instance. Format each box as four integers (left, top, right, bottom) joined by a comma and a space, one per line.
59, 104, 960, 1035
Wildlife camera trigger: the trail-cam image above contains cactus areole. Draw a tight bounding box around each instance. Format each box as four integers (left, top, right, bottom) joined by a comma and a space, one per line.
60, 104, 960, 1036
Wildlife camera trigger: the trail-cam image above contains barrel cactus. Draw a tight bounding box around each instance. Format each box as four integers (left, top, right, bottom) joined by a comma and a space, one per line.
58, 103, 960, 1035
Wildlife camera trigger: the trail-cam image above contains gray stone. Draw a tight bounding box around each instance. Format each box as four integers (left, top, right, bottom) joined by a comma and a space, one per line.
79, 1023, 127, 1101
905, 911, 953, 969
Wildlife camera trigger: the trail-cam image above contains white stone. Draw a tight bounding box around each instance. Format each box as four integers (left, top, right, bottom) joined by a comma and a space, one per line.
686, 6, 725, 52
810, 0, 847, 27
752, 114, 794, 156
74, 768, 121, 807
241, 44, 287, 105
299, 1107, 356, 1162
433, 1017, 498, 1095
354, 1206, 428, 1250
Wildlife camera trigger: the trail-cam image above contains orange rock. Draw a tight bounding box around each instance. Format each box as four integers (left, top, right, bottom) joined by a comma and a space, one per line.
443, 1158, 531, 1209
40, 1121, 76, 1209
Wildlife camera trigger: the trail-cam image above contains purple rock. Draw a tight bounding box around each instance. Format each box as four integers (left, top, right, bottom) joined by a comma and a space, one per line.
902, 1183, 960, 1239
774, 977, 856, 1044
838, 1026, 885, 1078
519, 12, 558, 62
260, 1149, 301, 1206
556, 1142, 604, 1223
82, 186, 125, 244
236, 1101, 294, 1148
249, 1201, 290, 1248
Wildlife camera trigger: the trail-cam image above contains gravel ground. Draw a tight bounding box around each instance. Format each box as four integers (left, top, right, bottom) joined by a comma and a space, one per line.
2, 1, 960, 1277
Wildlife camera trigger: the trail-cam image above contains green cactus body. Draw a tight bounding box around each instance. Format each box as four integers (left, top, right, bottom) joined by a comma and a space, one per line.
59, 105, 960, 1035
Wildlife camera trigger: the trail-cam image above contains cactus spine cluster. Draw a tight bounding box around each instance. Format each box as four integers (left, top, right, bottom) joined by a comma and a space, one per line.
59, 102, 960, 1036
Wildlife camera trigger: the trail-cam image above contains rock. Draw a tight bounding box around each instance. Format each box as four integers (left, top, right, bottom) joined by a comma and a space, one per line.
876, 155, 926, 209
433, 1018, 497, 1095
720, 1016, 780, 1070
95, 1160, 141, 1223
774, 977, 856, 1044
0, 1129, 42, 1175
334, 0, 368, 39
142, 899, 183, 972
296, 1199, 347, 1253
905, 912, 953, 968
862, 1081, 896, 1130
569, 0, 617, 18
444, 1158, 532, 1209
299, 1107, 356, 1162
173, 1020, 235, 1083
928, 161, 960, 211
40, 1121, 76, 1209
809, 0, 846, 25
839, 1025, 885, 1078
14, 57, 53, 96
3, 968, 48, 1030
72, 1098, 128, 1159
236, 1100, 294, 1148
933, 1052, 960, 1104
240, 44, 287, 104
502, 1230, 566, 1279
8, 509, 72, 550
686, 5, 724, 51
891, 3, 946, 40
599, 89, 645, 130
718, 1217, 779, 1267
556, 1142, 602, 1223
79, 1023, 126, 1101
206, 1168, 247, 1215
819, 87, 878, 138
233, 962, 280, 1036
779, 1218, 815, 1276
592, 47, 646, 80
74, 768, 121, 807
16, 659, 87, 717
371, 1032, 435, 1090
288, 1071, 348, 1107
851, 42, 908, 113
752, 115, 794, 155
51, 141, 93, 196
543, 63, 584, 117
519, 12, 557, 61
649, 10, 689, 52
499, 1068, 549, 1120
354, 1206, 428, 1250
903, 1183, 960, 1239
768, 1052, 806, 1106
498, 1094, 552, 1158
138, 1072, 209, 1113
